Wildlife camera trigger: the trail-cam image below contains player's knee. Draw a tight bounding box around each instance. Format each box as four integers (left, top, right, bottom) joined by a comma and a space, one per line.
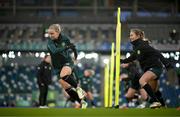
61, 75, 77, 88
60, 72, 68, 78
141, 94, 148, 100
87, 92, 93, 100
125, 93, 133, 99
60, 67, 72, 77
139, 78, 146, 87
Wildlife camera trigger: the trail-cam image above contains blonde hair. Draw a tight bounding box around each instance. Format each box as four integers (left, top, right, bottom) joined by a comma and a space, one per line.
130, 28, 150, 43
48, 24, 61, 33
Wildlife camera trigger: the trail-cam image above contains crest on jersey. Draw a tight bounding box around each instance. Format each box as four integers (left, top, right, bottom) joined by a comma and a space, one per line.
137, 50, 141, 55
62, 42, 65, 47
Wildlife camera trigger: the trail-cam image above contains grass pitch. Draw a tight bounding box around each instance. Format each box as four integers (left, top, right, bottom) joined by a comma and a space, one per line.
0, 108, 179, 117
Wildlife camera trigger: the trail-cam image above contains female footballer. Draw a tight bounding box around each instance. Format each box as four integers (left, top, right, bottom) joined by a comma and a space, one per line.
121, 29, 172, 108
47, 24, 87, 108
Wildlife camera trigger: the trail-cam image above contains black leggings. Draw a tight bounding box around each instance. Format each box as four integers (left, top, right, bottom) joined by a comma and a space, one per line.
38, 84, 48, 106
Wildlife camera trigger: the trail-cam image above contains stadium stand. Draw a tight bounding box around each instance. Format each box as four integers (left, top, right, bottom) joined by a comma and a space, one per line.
0, 0, 179, 108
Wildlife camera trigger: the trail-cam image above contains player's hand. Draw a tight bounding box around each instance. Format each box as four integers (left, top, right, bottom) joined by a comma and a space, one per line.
121, 63, 129, 68
69, 43, 77, 59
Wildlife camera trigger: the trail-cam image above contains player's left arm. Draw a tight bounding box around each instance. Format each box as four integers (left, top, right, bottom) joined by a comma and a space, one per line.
73, 67, 81, 84
64, 36, 78, 59
149, 45, 173, 69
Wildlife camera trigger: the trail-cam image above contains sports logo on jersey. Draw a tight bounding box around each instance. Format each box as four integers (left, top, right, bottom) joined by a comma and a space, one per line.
62, 42, 65, 47
137, 50, 141, 55
65, 63, 70, 66
149, 68, 153, 71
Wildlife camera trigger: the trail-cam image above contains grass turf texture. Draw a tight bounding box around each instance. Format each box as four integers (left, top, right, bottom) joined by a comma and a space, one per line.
0, 108, 179, 117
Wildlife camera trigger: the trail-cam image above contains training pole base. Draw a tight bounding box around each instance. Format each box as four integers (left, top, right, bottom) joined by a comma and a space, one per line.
114, 105, 119, 109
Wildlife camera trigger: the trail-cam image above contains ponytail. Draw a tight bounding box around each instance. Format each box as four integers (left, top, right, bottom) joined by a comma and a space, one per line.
130, 28, 151, 43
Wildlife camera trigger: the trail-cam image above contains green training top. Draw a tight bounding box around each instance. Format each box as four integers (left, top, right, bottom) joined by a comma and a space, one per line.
80, 75, 93, 90
47, 33, 74, 70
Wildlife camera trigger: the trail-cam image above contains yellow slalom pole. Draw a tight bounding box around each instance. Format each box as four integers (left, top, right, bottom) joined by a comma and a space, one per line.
104, 63, 109, 107
109, 42, 115, 107
115, 7, 121, 107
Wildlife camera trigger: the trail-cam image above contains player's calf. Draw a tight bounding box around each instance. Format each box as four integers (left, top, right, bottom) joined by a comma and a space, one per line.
65, 87, 81, 104
61, 75, 86, 99
62, 75, 78, 88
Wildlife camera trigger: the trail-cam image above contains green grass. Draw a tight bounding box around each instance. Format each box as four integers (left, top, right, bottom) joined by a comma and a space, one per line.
0, 108, 179, 117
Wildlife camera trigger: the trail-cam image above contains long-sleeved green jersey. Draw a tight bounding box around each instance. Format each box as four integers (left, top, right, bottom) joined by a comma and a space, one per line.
80, 75, 93, 92
47, 33, 74, 71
